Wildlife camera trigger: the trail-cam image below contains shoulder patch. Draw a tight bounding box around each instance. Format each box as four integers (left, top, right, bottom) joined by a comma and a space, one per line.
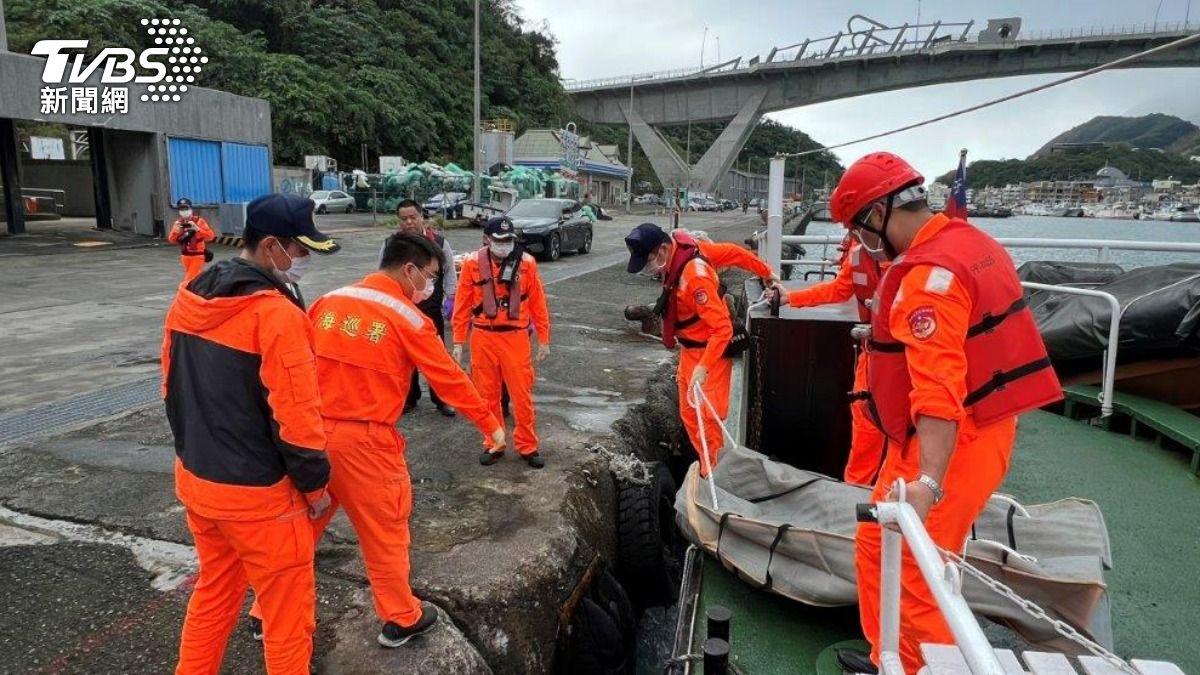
694, 288, 709, 305
907, 305, 938, 341
925, 266, 955, 294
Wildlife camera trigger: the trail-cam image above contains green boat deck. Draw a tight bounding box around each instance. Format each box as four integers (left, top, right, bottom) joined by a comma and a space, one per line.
684, 410, 1200, 673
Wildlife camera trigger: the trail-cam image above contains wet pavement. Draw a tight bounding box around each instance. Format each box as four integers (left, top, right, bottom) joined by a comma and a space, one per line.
0, 209, 763, 673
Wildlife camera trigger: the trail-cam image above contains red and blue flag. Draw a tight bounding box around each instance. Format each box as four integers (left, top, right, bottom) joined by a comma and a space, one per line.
944, 149, 968, 220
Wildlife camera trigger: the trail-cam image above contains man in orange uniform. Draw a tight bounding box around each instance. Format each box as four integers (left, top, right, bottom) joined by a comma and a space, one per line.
163, 193, 340, 675
167, 198, 216, 283
298, 231, 505, 646
783, 235, 888, 485
452, 217, 551, 468
829, 153, 1062, 675
624, 223, 781, 476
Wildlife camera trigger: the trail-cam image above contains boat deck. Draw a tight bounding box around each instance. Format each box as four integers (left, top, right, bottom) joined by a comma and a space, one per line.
683, 410, 1200, 673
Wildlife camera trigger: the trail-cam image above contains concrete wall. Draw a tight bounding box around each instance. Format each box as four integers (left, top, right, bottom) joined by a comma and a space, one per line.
21, 159, 95, 216
273, 166, 314, 198
0, 52, 271, 145
104, 130, 158, 235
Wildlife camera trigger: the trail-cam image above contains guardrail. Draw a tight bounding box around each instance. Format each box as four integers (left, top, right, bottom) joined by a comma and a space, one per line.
563, 21, 1199, 92
863, 481, 1009, 675
764, 234, 1200, 418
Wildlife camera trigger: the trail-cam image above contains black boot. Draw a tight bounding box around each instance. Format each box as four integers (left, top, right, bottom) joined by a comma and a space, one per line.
836, 648, 878, 675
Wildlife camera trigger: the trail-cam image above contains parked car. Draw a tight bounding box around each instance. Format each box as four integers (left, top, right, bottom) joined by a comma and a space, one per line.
634, 194, 657, 205
310, 190, 355, 214
423, 192, 469, 219
720, 199, 737, 210
505, 198, 593, 262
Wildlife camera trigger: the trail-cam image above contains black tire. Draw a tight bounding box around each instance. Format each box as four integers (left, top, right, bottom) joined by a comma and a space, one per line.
562, 569, 636, 675
346, 204, 354, 214
616, 462, 682, 610
563, 597, 633, 675
543, 232, 562, 262
316, 205, 327, 214
578, 228, 593, 254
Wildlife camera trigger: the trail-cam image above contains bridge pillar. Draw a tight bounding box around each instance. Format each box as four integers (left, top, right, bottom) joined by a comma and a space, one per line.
690, 88, 767, 194
623, 103, 689, 189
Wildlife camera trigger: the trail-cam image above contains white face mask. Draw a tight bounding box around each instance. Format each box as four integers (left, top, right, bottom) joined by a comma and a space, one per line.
489, 240, 515, 258
179, 209, 193, 220
409, 265, 435, 303
270, 239, 310, 284
642, 247, 669, 278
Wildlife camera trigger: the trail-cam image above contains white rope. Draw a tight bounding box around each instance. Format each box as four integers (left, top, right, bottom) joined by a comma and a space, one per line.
687, 381, 722, 511
778, 30, 1200, 158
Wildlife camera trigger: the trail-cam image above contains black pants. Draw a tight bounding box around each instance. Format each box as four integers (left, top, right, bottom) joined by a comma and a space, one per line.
407, 308, 447, 408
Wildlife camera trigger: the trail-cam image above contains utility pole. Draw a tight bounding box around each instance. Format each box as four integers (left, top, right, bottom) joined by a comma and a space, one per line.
472, 0, 482, 207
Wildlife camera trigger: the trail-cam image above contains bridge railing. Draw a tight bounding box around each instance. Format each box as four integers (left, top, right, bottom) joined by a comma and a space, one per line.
562, 20, 1200, 92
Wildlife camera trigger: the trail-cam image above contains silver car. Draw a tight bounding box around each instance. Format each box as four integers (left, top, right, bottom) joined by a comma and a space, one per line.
310, 190, 355, 214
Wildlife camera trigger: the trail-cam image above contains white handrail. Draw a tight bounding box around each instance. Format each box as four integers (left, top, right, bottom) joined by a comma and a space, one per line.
1021, 283, 1122, 418
873, 480, 1007, 675
779, 234, 1200, 259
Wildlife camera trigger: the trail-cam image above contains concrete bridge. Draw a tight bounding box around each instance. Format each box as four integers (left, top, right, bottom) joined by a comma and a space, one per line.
566, 17, 1200, 193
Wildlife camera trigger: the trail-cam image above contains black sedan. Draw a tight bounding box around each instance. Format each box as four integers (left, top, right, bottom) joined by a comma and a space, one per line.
506, 198, 593, 262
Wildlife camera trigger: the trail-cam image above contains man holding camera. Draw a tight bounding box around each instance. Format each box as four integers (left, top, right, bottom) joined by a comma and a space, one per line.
167, 198, 216, 283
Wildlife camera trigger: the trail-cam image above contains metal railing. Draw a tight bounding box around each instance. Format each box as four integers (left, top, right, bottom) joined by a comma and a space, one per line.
864, 481, 1008, 675
762, 232, 1200, 419
1021, 284, 1122, 418
563, 21, 1199, 91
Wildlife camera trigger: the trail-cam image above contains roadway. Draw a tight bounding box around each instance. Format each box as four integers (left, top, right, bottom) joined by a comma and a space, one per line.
0, 208, 764, 673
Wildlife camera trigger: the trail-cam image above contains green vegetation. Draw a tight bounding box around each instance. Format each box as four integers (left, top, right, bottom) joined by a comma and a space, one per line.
5, 0, 572, 166
1034, 113, 1200, 157
935, 114, 1200, 187
583, 119, 844, 194
935, 145, 1200, 188
5, 0, 842, 188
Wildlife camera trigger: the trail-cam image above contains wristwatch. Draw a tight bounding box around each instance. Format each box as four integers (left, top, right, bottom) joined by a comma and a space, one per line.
917, 474, 944, 503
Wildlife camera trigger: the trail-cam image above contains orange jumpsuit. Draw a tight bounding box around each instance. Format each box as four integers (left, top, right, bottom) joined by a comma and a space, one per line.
854, 217, 1017, 673
673, 256, 734, 477
786, 250, 887, 485
167, 217, 215, 283
163, 262, 329, 675
674, 237, 774, 476
452, 252, 550, 456
250, 273, 502, 628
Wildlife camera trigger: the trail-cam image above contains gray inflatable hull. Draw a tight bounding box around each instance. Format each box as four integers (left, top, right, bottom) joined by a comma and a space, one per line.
675, 444, 1114, 653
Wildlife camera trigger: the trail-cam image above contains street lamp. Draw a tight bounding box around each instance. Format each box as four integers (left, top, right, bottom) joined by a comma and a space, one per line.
472, 0, 482, 209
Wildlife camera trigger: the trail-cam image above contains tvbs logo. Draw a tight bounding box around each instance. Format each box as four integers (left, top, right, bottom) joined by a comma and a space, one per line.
32, 18, 206, 114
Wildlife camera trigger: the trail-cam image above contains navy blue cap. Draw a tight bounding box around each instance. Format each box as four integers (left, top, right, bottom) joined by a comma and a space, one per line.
624, 222, 670, 273
245, 193, 340, 254
175, 198, 193, 209
484, 216, 516, 240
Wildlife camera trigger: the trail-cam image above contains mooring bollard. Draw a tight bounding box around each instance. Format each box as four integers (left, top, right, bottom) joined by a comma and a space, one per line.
706, 605, 732, 643
703, 637, 730, 675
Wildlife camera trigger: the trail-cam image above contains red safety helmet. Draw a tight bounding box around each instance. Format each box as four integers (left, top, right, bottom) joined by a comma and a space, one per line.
829, 152, 924, 226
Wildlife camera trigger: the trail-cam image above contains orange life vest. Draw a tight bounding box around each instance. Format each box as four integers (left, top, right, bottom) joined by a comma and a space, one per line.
867, 219, 1063, 441
658, 231, 703, 349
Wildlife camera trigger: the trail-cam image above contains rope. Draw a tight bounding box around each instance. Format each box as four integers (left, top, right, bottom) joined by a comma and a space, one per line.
688, 381, 722, 511
777, 31, 1200, 158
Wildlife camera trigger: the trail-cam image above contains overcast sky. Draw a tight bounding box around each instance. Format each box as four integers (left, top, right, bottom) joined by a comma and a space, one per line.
513, 0, 1200, 180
